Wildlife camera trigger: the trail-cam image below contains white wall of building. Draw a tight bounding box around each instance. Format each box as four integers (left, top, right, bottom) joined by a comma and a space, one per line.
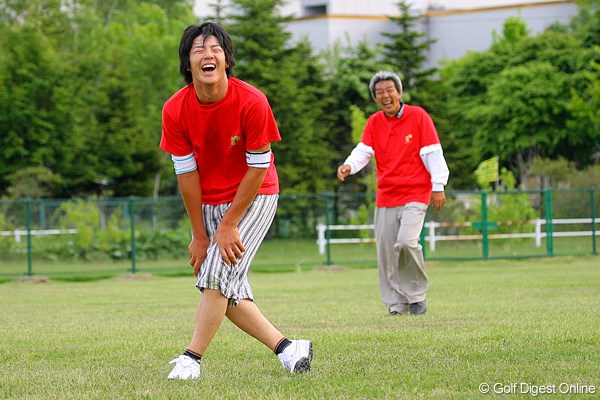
288, 16, 398, 51
194, 0, 579, 68
426, 2, 578, 68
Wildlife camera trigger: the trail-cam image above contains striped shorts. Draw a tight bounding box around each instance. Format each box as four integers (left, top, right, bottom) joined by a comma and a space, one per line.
196, 194, 278, 307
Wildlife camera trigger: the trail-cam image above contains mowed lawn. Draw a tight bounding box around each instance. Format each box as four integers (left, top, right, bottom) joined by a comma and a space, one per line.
1, 256, 598, 399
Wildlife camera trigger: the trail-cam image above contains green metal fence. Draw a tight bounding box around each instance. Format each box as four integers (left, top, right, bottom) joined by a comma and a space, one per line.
0, 189, 597, 277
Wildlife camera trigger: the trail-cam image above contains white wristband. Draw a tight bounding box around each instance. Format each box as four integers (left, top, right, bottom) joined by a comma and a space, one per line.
171, 153, 197, 175
246, 150, 271, 169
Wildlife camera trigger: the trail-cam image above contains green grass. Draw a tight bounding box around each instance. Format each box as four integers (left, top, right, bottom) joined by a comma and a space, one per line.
1, 257, 599, 399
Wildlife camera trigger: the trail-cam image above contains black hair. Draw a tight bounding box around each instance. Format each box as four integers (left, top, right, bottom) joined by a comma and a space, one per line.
178, 22, 236, 84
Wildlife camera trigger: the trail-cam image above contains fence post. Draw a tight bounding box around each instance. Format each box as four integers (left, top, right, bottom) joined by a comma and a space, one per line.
428, 221, 437, 252
39, 200, 46, 230
481, 191, 489, 260
420, 224, 427, 259
129, 196, 137, 274
316, 224, 325, 255
25, 199, 33, 276
544, 188, 554, 256
324, 193, 333, 265
591, 188, 597, 255
534, 219, 542, 248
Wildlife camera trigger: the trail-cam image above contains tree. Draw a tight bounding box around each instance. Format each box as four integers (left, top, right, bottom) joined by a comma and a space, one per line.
0, 12, 81, 197
437, 17, 529, 189
437, 14, 598, 187
202, 0, 227, 22
526, 157, 575, 189
81, 2, 189, 196
381, 0, 437, 103
473, 61, 568, 177
566, 55, 600, 164
319, 40, 388, 179
476, 22, 598, 175
527, 157, 600, 219
0, 0, 193, 198
570, 0, 600, 47
224, 0, 334, 193
347, 104, 376, 229
4, 166, 61, 198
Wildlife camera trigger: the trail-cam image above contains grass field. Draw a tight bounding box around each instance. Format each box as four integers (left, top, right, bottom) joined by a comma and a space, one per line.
1, 256, 599, 399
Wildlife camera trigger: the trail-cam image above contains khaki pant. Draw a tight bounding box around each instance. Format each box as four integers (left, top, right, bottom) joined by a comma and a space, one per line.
374, 203, 429, 313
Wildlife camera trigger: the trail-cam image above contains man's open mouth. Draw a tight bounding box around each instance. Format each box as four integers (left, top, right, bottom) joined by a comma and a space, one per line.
202, 64, 216, 72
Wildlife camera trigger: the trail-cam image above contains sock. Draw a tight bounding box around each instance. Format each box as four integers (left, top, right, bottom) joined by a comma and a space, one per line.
274, 338, 292, 355
183, 349, 202, 363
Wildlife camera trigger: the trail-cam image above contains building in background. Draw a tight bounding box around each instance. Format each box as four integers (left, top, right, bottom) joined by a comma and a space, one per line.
420, 0, 577, 68
194, 0, 578, 68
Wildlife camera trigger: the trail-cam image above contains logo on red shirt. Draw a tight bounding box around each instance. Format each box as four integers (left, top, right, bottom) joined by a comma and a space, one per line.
230, 135, 241, 147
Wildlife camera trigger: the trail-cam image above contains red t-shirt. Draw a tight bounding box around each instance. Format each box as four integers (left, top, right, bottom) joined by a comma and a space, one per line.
160, 78, 281, 205
361, 105, 440, 207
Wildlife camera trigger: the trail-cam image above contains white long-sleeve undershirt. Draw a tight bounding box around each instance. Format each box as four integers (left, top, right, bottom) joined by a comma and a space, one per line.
419, 143, 450, 191
343, 142, 449, 191
343, 142, 374, 175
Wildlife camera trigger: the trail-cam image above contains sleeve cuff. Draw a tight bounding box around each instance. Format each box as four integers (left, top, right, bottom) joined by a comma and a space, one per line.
432, 183, 445, 192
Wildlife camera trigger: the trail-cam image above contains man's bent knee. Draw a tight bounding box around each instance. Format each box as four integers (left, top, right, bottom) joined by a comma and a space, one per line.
393, 238, 420, 252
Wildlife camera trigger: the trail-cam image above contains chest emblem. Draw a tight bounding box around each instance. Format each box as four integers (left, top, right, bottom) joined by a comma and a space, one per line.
405, 134, 413, 143
230, 135, 241, 147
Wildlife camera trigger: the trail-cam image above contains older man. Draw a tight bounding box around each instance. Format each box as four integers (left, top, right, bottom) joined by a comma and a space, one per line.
337, 71, 449, 315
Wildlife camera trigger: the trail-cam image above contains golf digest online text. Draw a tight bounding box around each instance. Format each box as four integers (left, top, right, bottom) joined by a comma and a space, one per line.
478, 382, 596, 396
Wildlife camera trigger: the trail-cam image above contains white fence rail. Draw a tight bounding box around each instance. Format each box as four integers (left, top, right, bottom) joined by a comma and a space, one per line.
0, 229, 78, 243
316, 218, 596, 255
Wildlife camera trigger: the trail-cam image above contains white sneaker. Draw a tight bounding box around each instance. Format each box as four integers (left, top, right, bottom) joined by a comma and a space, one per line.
277, 340, 312, 373
167, 355, 201, 380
